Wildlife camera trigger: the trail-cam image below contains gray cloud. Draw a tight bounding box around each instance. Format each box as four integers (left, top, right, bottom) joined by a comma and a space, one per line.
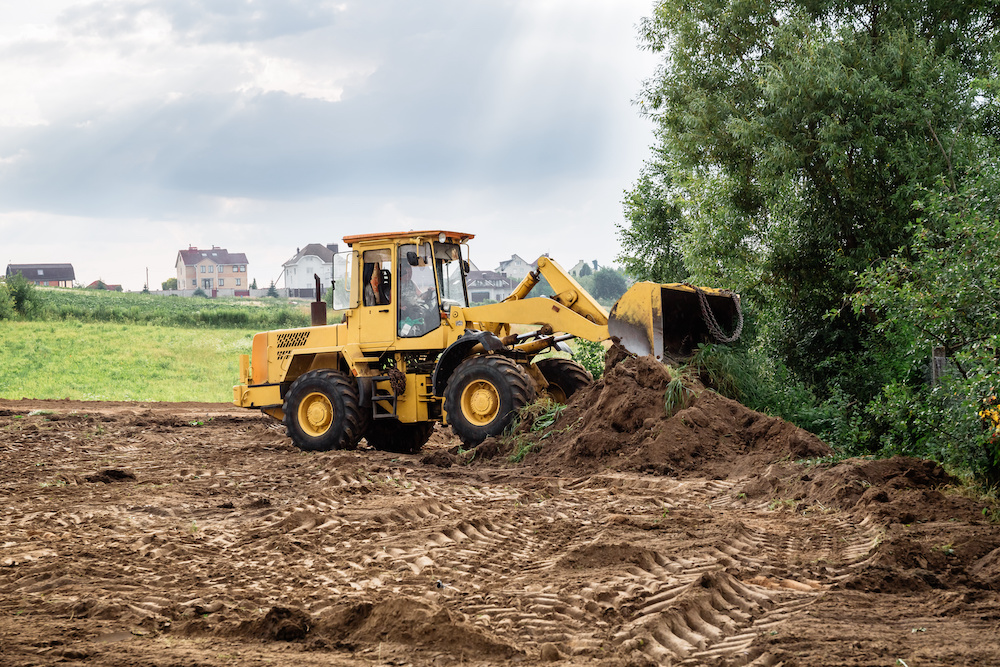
0, 76, 608, 217
0, 0, 615, 217
59, 0, 345, 44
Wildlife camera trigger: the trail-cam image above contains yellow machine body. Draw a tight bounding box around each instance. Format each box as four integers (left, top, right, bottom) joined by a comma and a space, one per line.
233, 230, 740, 450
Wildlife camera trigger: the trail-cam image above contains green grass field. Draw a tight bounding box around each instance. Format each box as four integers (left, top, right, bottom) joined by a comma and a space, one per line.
0, 321, 255, 402
36, 287, 311, 329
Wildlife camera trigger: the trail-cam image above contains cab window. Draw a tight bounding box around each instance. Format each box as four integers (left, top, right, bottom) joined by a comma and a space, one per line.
362, 249, 391, 306
398, 243, 439, 337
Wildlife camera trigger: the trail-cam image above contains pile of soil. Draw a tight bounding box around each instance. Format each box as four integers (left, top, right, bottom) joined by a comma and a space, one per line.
475, 353, 831, 477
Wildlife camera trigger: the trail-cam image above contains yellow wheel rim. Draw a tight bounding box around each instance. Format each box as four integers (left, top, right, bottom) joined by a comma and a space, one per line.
298, 391, 333, 437
461, 379, 501, 426
546, 383, 568, 404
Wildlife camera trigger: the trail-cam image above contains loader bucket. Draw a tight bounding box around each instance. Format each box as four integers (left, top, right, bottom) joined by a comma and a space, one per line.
608, 282, 742, 360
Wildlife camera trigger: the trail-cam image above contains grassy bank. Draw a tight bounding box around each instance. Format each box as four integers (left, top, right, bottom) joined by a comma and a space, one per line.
0, 321, 255, 402
25, 287, 312, 329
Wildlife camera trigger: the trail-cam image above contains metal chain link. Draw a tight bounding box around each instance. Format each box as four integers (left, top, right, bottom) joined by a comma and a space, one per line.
685, 283, 744, 343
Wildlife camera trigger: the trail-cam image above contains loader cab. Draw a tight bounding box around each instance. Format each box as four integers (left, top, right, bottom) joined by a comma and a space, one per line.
339, 231, 474, 346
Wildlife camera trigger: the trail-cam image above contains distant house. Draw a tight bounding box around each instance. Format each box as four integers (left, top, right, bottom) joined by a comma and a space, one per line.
568, 260, 598, 277
282, 243, 339, 298
467, 271, 514, 303
175, 246, 249, 297
5, 263, 75, 287
86, 281, 123, 292
495, 254, 532, 280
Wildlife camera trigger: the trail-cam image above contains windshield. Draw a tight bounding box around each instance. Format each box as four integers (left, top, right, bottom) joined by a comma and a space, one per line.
434, 242, 468, 308
398, 242, 439, 338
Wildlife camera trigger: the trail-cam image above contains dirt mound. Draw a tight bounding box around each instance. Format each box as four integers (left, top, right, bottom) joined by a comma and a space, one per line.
84, 469, 136, 484
241, 606, 313, 641
475, 354, 831, 477
319, 597, 521, 659
740, 456, 987, 524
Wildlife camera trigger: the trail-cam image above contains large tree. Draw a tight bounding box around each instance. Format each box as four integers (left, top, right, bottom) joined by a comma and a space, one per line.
622, 0, 999, 402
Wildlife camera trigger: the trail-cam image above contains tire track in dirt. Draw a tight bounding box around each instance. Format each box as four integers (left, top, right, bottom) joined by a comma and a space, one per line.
8, 403, 988, 666
1, 457, 882, 664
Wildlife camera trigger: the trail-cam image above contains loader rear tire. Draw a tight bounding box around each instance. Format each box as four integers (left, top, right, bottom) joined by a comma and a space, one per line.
444, 355, 536, 447
364, 420, 434, 454
534, 358, 593, 404
283, 369, 365, 452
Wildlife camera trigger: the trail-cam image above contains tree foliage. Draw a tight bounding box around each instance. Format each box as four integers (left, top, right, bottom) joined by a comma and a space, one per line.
853, 164, 1000, 483
618, 163, 688, 283
589, 268, 629, 302
621, 0, 999, 453
162, 277, 178, 290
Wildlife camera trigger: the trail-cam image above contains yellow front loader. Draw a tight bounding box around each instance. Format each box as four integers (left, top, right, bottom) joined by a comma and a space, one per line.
234, 230, 741, 453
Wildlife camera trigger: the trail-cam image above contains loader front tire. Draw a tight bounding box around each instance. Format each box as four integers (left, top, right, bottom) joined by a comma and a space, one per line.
534, 358, 593, 404
444, 356, 536, 447
283, 369, 364, 452
364, 420, 434, 454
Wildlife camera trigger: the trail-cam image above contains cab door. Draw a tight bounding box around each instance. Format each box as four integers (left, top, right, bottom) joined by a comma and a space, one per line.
357, 247, 396, 348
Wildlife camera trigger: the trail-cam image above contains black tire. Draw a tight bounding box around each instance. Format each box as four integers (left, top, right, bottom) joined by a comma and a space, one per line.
443, 355, 536, 447
534, 358, 593, 404
364, 420, 434, 454
282, 369, 365, 451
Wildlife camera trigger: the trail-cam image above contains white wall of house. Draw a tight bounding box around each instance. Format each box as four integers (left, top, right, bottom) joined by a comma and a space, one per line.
284, 254, 333, 290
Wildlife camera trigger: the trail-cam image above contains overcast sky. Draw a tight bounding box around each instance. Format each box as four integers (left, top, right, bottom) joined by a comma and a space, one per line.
0, 0, 658, 291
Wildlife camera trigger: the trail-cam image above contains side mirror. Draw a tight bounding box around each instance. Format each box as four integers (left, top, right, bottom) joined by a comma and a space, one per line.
463, 260, 470, 274
407, 251, 419, 267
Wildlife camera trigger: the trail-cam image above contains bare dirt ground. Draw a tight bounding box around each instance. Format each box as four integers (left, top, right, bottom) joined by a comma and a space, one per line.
2, 355, 1000, 666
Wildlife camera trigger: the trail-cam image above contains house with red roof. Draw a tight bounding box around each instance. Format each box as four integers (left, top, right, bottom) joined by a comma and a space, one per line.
174, 246, 249, 297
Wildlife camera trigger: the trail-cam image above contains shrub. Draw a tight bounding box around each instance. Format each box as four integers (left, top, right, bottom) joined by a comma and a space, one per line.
5, 272, 43, 316
573, 339, 606, 380
0, 281, 14, 320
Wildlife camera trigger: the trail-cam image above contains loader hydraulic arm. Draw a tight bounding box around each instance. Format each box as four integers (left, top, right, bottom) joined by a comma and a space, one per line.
504, 257, 609, 326
457, 257, 611, 345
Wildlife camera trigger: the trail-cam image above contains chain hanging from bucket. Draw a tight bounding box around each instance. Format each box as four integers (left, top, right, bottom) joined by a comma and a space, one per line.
685, 283, 744, 344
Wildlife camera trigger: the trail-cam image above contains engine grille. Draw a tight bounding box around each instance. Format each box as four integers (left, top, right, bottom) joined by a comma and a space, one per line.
275, 331, 310, 360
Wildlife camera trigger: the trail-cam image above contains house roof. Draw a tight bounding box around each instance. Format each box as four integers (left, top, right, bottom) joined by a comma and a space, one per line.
467, 270, 514, 287
282, 243, 338, 267
176, 247, 249, 267
6, 263, 76, 281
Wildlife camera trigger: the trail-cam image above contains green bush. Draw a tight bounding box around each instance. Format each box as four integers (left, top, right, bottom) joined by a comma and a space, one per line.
573, 339, 606, 380
0, 281, 14, 320
5, 272, 42, 316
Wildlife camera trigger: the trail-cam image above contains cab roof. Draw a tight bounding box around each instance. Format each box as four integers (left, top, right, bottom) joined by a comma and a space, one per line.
342, 230, 474, 247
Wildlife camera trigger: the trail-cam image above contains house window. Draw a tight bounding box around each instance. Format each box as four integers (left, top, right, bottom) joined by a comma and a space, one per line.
241, 265, 246, 272
200, 265, 206, 273
236, 278, 241, 286
219, 279, 224, 287
233, 265, 238, 272
208, 265, 214, 273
